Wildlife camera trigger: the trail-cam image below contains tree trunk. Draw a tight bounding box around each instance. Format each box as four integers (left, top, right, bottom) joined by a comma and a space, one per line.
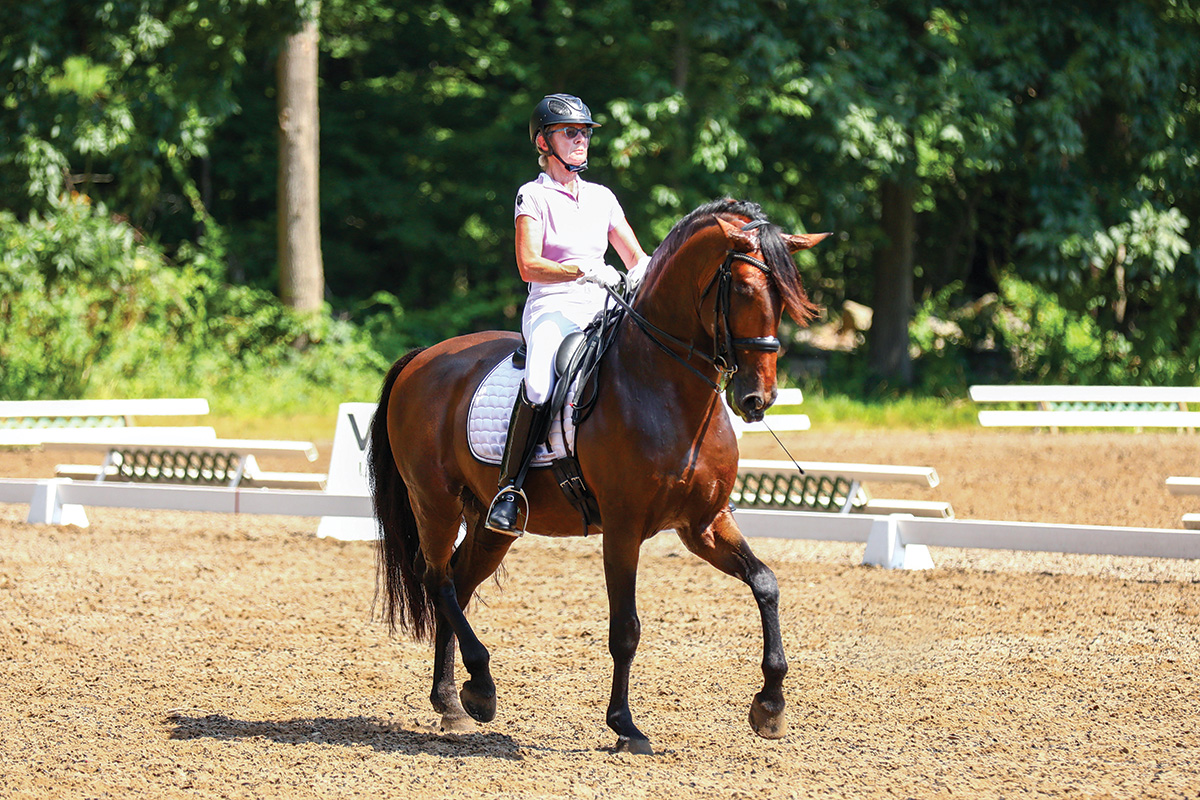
867, 179, 916, 386
277, 11, 323, 313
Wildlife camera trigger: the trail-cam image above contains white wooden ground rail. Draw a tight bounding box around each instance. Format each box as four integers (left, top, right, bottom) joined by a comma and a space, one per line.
1166, 477, 1200, 530
969, 385, 1200, 430
0, 398, 321, 490
726, 387, 810, 439
731, 509, 1200, 569
48, 437, 322, 490
0, 479, 366, 527
734, 459, 952, 519
4, 479, 1198, 571
0, 398, 210, 429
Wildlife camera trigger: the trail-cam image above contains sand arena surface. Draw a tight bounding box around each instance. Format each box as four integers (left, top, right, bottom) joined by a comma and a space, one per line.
2, 430, 1199, 798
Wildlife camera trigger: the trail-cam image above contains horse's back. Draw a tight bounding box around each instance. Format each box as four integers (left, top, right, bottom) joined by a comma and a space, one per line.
391, 331, 518, 412
386, 331, 519, 487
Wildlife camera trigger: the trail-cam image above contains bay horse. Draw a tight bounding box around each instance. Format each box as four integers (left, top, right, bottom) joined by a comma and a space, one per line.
368, 198, 828, 754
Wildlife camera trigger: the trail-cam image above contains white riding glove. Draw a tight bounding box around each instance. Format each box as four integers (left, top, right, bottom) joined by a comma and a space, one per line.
576, 262, 623, 288
626, 254, 652, 287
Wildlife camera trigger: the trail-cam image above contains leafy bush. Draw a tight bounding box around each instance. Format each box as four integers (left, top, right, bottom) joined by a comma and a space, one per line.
360, 284, 523, 356
0, 198, 386, 413
989, 275, 1109, 384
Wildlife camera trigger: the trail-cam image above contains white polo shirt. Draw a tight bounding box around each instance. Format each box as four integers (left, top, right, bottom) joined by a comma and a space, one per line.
514, 172, 624, 302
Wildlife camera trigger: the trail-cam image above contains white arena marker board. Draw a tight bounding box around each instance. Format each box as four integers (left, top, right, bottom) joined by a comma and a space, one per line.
316, 403, 379, 541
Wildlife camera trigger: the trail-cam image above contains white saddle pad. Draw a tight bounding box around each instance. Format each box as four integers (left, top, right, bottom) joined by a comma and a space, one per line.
468, 357, 577, 467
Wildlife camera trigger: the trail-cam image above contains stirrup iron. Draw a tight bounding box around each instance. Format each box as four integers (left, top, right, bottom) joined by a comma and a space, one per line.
485, 485, 529, 536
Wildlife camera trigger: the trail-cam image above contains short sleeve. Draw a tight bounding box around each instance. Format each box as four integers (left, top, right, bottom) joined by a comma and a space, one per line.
515, 184, 545, 223
603, 186, 624, 231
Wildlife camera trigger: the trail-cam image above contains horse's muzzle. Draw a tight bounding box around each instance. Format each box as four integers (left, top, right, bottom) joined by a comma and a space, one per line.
733, 392, 767, 423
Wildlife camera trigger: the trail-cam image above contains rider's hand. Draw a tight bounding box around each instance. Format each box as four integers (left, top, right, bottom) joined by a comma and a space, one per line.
576, 262, 622, 288
626, 254, 651, 287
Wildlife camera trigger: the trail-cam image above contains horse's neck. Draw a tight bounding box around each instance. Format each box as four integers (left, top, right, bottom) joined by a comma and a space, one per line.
634, 234, 722, 351
617, 235, 729, 419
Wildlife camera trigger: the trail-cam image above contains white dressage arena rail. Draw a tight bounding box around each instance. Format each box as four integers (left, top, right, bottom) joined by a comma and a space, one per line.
0, 427, 219, 447
4, 399, 1199, 568
969, 385, 1200, 430
3, 477, 1198, 569
0, 398, 210, 428
739, 458, 939, 486
731, 509, 1200, 569
0, 478, 370, 529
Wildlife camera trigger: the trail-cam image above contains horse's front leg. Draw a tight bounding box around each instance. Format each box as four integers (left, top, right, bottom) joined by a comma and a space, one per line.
677, 507, 788, 739
602, 531, 653, 754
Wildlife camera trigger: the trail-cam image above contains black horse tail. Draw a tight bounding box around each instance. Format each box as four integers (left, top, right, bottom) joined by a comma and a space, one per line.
369, 347, 436, 641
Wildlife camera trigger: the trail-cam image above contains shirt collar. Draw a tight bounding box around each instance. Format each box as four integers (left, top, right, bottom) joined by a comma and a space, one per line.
537, 171, 586, 196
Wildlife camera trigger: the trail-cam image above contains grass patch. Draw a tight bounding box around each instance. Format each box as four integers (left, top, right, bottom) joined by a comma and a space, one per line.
786, 392, 978, 431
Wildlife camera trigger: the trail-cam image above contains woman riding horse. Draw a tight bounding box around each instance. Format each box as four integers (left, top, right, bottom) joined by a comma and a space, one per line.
485, 93, 651, 534
370, 190, 828, 753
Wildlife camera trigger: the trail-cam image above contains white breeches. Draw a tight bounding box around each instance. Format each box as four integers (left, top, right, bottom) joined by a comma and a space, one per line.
521, 293, 606, 405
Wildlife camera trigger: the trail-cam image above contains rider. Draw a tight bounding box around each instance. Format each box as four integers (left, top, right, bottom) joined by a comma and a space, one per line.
485, 93, 651, 534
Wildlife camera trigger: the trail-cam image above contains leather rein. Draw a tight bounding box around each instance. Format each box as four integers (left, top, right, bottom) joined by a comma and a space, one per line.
603, 220, 781, 394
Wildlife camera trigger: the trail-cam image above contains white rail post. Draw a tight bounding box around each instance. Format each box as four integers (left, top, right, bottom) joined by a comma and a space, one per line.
26, 479, 89, 527
862, 514, 933, 570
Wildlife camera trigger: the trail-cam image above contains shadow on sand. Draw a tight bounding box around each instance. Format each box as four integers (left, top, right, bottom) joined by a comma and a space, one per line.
165, 712, 524, 760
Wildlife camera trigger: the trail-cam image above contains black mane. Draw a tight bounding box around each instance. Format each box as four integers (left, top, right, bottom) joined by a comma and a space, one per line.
647, 199, 818, 324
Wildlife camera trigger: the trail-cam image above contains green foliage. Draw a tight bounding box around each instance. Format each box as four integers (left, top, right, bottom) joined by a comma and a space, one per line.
0, 198, 385, 410
990, 275, 1109, 384
900, 274, 1200, 391
3, 0, 1200, 407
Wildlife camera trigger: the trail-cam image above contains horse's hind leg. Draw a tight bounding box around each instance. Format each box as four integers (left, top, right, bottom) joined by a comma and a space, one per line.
427, 509, 516, 729
430, 616, 471, 732
677, 507, 788, 739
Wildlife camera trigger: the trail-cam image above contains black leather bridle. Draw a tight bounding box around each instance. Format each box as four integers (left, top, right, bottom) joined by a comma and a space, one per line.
603, 220, 782, 393
702, 249, 782, 373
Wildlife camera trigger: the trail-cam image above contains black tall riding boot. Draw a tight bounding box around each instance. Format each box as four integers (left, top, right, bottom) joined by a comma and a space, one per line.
485, 385, 547, 533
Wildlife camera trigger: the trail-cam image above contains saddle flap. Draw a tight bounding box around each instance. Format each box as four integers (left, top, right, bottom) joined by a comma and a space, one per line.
555, 331, 586, 377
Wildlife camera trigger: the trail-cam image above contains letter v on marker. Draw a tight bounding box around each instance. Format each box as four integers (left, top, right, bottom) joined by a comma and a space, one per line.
349, 414, 369, 451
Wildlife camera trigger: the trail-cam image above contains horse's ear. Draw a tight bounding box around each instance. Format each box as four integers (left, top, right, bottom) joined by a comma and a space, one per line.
782, 232, 832, 253
715, 216, 758, 252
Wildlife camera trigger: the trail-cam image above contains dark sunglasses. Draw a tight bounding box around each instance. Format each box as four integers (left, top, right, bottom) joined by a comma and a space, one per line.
554, 126, 593, 141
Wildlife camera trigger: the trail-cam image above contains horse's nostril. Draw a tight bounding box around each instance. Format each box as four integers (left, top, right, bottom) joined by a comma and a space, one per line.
742, 394, 765, 412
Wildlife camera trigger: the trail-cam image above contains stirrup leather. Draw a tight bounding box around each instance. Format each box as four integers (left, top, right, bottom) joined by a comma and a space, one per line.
485, 385, 549, 534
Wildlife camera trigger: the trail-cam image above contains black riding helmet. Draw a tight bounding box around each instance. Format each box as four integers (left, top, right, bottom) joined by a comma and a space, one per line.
529, 93, 600, 174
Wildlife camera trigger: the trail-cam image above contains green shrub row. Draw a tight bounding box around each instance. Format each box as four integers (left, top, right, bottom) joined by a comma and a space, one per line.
3, 202, 1197, 420
0, 198, 385, 415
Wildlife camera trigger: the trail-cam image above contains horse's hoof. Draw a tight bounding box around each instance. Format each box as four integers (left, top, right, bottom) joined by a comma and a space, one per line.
460, 680, 497, 723
439, 713, 477, 734
749, 695, 787, 739
614, 736, 654, 755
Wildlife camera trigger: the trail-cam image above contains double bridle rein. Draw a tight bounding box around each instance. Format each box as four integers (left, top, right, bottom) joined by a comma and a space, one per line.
603, 219, 781, 393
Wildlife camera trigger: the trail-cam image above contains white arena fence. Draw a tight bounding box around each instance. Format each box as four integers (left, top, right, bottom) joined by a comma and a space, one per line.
2, 476, 1199, 571
3, 402, 1200, 569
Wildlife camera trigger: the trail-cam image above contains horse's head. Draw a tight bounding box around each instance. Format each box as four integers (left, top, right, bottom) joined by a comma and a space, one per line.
711, 214, 828, 422
638, 200, 828, 424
